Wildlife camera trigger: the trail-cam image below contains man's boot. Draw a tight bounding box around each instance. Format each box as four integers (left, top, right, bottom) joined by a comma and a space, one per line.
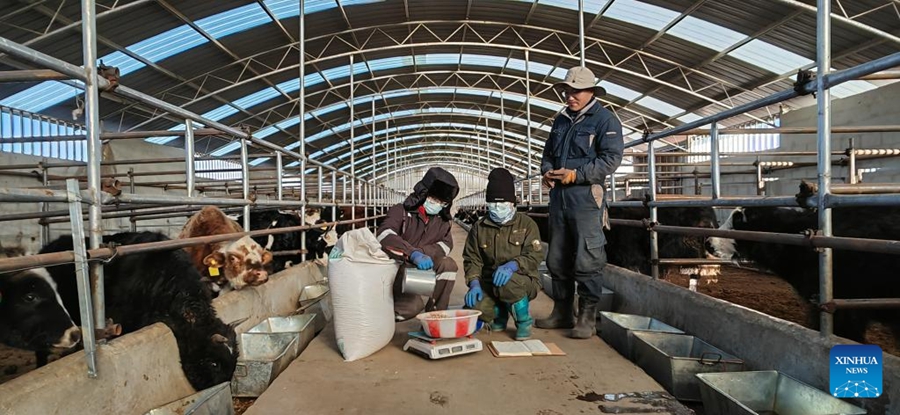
535, 280, 575, 329
491, 303, 509, 331
570, 296, 599, 339
508, 297, 534, 340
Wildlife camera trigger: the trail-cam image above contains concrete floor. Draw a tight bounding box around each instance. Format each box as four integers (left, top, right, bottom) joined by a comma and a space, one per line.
246, 225, 691, 415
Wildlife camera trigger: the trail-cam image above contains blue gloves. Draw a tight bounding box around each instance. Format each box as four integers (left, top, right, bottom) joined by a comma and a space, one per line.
409, 251, 433, 270
465, 280, 483, 308
492, 261, 518, 287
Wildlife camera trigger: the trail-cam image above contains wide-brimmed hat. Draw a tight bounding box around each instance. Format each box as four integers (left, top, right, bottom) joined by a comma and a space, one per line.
552, 66, 606, 97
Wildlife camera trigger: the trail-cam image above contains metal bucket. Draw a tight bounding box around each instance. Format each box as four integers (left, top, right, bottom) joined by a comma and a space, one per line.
696, 371, 867, 415
402, 267, 436, 296
231, 314, 316, 397
145, 381, 233, 415
632, 332, 745, 401
598, 311, 684, 361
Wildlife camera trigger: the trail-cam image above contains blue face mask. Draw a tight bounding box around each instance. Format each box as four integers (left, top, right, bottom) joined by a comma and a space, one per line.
488, 202, 516, 224
423, 198, 445, 215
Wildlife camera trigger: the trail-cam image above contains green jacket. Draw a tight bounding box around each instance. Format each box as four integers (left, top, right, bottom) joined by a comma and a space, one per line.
463, 212, 544, 285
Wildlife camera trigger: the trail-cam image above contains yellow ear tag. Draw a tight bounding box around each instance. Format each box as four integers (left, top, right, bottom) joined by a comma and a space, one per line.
208, 267, 220, 277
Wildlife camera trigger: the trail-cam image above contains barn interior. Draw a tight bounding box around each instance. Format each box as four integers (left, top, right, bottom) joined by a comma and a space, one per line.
0, 0, 898, 414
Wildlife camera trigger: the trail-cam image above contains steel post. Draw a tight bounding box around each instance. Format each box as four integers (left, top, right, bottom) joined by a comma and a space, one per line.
240, 138, 250, 230
128, 168, 136, 232
66, 179, 97, 377
276, 151, 283, 201
648, 143, 659, 279
350, 54, 356, 222
40, 166, 50, 245
817, 0, 834, 338
299, 0, 307, 209
332, 169, 337, 225
81, 0, 105, 331
848, 138, 857, 184
578, 0, 585, 67
184, 119, 195, 198
756, 162, 764, 196
709, 123, 721, 199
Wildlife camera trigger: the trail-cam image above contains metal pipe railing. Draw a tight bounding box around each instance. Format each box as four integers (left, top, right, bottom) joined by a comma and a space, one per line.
0, 216, 383, 273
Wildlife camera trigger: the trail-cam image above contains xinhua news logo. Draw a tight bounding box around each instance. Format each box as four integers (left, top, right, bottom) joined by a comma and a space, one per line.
830, 344, 882, 399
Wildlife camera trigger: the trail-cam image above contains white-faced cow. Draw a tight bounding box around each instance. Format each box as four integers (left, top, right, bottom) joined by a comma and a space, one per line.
0, 248, 81, 366
180, 206, 272, 294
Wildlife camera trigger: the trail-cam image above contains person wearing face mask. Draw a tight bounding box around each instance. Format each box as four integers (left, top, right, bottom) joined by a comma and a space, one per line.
538, 66, 624, 339
377, 167, 460, 321
462, 168, 543, 340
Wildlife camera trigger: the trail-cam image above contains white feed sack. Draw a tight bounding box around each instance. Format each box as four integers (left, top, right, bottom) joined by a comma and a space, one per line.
327, 228, 399, 362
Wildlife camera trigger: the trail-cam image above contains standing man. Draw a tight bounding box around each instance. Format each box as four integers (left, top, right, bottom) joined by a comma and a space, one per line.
378, 167, 460, 321
463, 168, 543, 340
537, 66, 624, 339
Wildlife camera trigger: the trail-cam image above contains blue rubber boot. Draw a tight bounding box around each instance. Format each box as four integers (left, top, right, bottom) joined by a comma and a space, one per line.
491, 303, 509, 331
508, 297, 534, 340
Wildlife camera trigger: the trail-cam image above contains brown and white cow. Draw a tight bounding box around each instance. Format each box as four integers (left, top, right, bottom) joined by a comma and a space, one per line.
180, 206, 272, 293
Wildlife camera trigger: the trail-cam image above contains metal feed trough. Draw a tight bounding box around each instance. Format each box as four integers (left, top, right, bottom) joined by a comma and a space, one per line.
632, 332, 745, 401
145, 382, 233, 415
696, 371, 867, 415
231, 314, 316, 397
598, 311, 684, 360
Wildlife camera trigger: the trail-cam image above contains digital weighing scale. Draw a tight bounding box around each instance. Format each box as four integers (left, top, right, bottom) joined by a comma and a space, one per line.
403, 331, 483, 360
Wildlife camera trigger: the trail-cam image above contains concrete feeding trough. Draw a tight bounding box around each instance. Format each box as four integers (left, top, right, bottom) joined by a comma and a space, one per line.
144, 382, 233, 415
598, 311, 684, 360
696, 371, 867, 415
632, 332, 745, 401
231, 314, 316, 397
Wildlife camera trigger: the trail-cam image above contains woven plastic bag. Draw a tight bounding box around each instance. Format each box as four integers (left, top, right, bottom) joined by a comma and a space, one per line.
327, 227, 399, 362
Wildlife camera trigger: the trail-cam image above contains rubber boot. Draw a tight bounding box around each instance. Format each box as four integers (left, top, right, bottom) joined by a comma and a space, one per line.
508, 297, 534, 340
535, 279, 575, 329
570, 296, 599, 339
491, 303, 509, 331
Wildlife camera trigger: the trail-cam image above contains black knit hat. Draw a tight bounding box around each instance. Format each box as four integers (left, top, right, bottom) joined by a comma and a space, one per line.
486, 168, 516, 203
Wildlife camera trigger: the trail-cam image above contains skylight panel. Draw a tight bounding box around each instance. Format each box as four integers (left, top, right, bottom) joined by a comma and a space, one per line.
415, 54, 459, 66
548, 67, 568, 81
462, 54, 507, 67
830, 80, 878, 99
211, 141, 241, 156
728, 39, 813, 74
128, 25, 207, 63
320, 61, 369, 82
599, 81, 641, 101
677, 113, 702, 124
202, 105, 240, 121
233, 88, 280, 108
604, 0, 678, 31
286, 161, 300, 167
264, 0, 301, 19
305, 0, 337, 14
369, 56, 413, 71
667, 16, 744, 52
635, 96, 683, 117
249, 157, 270, 166
1, 82, 82, 112
100, 51, 146, 76
196, 3, 270, 39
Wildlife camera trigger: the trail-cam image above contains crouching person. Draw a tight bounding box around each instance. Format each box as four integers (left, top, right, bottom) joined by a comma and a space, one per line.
463, 168, 543, 340
378, 167, 460, 321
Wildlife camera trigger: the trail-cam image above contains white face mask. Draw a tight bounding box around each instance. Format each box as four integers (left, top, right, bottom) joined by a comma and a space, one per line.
487, 202, 515, 224
423, 197, 446, 215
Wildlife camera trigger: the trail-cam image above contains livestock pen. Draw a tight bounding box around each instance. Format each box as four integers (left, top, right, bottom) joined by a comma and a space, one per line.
1, 0, 899, 414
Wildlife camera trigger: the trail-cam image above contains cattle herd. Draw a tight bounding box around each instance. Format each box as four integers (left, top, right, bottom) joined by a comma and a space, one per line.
456, 198, 899, 349
0, 205, 369, 390
1, 193, 898, 389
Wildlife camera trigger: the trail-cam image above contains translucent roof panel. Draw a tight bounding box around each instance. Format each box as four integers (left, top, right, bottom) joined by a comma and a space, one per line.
414, 54, 460, 66
599, 81, 642, 101
604, 0, 679, 31
249, 157, 271, 166
195, 3, 270, 39
728, 39, 814, 74
128, 25, 208, 63
369, 56, 414, 71
830, 80, 878, 99
211, 141, 242, 156
666, 16, 745, 52
233, 88, 281, 109
635, 96, 684, 116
